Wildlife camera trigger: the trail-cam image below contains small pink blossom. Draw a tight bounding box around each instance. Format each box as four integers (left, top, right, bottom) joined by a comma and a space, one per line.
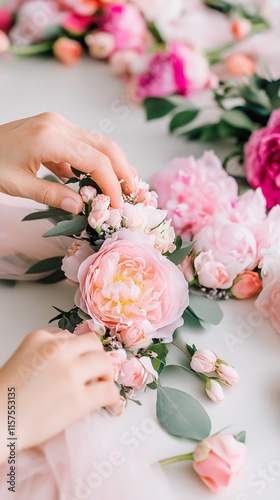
117, 355, 157, 391
53, 37, 83, 65
190, 349, 217, 374
193, 434, 246, 492
61, 241, 93, 282
231, 19, 251, 41
151, 151, 238, 239
88, 194, 110, 229
230, 271, 262, 299
205, 379, 225, 403
107, 208, 122, 229
74, 319, 106, 337
194, 251, 233, 289
86, 31, 115, 59
80, 185, 97, 203
216, 361, 239, 386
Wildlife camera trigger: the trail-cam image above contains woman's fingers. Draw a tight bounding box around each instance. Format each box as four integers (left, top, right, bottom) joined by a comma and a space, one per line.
85, 381, 120, 411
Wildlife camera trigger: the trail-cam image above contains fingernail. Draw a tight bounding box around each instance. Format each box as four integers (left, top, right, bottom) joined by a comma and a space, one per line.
61, 197, 80, 214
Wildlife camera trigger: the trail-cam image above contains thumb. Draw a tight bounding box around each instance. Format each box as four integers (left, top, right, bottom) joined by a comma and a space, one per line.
16, 175, 83, 213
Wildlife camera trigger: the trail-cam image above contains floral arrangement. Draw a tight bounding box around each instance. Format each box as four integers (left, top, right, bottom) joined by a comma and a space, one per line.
0, 0, 270, 102
22, 166, 247, 492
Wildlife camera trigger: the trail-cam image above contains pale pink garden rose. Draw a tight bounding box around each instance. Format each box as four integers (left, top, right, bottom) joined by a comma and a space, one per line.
80, 185, 97, 203
230, 271, 262, 299
75, 229, 189, 337
100, 4, 146, 53
204, 379, 225, 403
255, 245, 280, 335
106, 208, 122, 229
255, 205, 280, 259
53, 37, 83, 65
194, 251, 233, 289
85, 31, 115, 59
190, 349, 217, 374
195, 215, 257, 276
117, 355, 157, 391
61, 241, 93, 283
74, 319, 106, 337
129, 41, 210, 101
151, 151, 238, 240
216, 361, 239, 386
193, 434, 246, 492
115, 325, 151, 351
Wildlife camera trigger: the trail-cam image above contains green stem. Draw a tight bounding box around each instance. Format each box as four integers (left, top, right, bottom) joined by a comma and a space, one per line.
159, 452, 194, 466
9, 41, 54, 56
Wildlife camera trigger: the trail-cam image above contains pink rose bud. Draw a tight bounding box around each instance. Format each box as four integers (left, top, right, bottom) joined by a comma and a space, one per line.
190, 349, 218, 374
231, 19, 251, 41
225, 54, 255, 77
178, 255, 195, 283
80, 185, 97, 203
74, 319, 106, 337
110, 49, 139, 75
0, 29, 10, 53
230, 271, 262, 299
205, 379, 225, 403
193, 434, 246, 492
117, 356, 148, 390
107, 208, 122, 229
216, 361, 239, 386
85, 31, 115, 59
53, 37, 83, 65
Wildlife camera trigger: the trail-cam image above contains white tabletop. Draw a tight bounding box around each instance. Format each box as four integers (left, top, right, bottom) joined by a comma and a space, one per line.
0, 56, 280, 500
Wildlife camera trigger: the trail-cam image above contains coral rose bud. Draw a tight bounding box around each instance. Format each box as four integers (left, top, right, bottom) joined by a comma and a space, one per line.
231, 19, 251, 41
53, 37, 82, 65
205, 379, 225, 403
230, 271, 262, 299
225, 53, 255, 77
85, 31, 115, 59
190, 349, 217, 374
216, 361, 239, 386
0, 29, 10, 53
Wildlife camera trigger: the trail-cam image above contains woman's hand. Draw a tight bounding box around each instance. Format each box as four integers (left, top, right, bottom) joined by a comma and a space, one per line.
0, 328, 119, 463
0, 112, 135, 212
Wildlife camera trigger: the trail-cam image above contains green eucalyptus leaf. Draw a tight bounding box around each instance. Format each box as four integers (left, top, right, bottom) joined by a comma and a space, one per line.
235, 430, 246, 443
167, 242, 194, 265
43, 215, 87, 238
188, 294, 223, 325
156, 386, 211, 440
183, 308, 203, 328
169, 109, 199, 132
22, 207, 73, 222
144, 97, 176, 121
26, 256, 63, 274
221, 109, 256, 132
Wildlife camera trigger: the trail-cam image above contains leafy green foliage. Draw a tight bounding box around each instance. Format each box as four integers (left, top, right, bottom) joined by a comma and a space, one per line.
235, 430, 246, 443
49, 306, 83, 332
147, 343, 169, 375
22, 207, 73, 222
43, 215, 87, 238
144, 97, 176, 120
169, 109, 199, 132
188, 294, 223, 325
26, 256, 64, 274
165, 238, 194, 265
156, 386, 211, 440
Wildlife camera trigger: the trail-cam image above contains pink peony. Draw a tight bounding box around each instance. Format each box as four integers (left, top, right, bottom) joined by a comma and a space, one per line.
255, 245, 280, 335
130, 41, 210, 101
62, 241, 93, 282
195, 215, 257, 276
62, 12, 95, 34
193, 434, 246, 492
244, 109, 280, 209
151, 151, 238, 240
255, 205, 280, 259
76, 229, 189, 337
100, 4, 146, 53
190, 349, 217, 374
53, 37, 83, 65
230, 271, 262, 299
